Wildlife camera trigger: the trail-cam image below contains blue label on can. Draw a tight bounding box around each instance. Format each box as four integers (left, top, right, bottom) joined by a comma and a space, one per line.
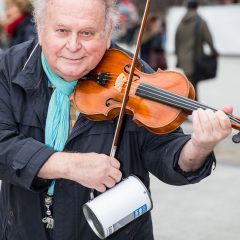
133, 204, 148, 218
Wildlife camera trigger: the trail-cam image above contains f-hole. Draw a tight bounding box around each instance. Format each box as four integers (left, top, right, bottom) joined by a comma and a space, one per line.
124, 64, 140, 80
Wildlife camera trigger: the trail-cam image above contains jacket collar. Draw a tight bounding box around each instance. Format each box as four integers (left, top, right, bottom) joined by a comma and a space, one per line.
12, 40, 44, 93
11, 39, 50, 129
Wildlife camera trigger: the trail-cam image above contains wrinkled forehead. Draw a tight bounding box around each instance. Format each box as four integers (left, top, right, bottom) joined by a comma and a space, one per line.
45, 0, 106, 29
46, 0, 106, 22
48, 0, 106, 14
35, 0, 115, 39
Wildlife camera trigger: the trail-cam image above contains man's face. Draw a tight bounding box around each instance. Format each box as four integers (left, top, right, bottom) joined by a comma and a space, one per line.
39, 0, 112, 81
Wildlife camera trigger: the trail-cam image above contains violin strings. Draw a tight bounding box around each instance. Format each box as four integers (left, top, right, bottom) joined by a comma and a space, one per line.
138, 83, 207, 111
83, 73, 240, 125
140, 83, 213, 111
138, 83, 240, 125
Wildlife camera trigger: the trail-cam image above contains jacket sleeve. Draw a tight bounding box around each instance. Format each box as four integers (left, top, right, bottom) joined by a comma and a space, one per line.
0, 58, 55, 191
141, 127, 216, 186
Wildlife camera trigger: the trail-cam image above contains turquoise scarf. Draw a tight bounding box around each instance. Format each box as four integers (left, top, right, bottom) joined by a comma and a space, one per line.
41, 52, 78, 195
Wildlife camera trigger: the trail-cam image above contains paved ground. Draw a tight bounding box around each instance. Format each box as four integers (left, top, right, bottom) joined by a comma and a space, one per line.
151, 163, 240, 240
151, 119, 240, 240
150, 55, 240, 240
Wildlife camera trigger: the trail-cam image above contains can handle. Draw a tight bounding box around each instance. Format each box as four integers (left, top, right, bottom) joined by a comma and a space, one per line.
90, 189, 95, 200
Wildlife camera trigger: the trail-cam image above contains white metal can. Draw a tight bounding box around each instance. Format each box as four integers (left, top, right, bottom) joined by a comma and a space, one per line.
82, 175, 153, 239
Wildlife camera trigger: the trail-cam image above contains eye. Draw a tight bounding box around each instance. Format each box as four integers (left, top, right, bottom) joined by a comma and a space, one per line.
81, 31, 94, 37
56, 28, 68, 35
59, 29, 66, 33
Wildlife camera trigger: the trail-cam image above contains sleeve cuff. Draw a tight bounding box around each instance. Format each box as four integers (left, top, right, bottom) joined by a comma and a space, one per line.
174, 152, 216, 184
12, 140, 56, 191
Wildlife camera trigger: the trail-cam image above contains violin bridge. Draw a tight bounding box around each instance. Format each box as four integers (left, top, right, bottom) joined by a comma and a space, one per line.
115, 73, 127, 92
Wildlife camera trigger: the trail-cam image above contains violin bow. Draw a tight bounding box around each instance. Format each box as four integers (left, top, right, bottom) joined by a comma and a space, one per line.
110, 0, 152, 157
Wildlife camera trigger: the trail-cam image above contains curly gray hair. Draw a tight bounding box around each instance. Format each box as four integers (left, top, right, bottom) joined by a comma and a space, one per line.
30, 0, 119, 35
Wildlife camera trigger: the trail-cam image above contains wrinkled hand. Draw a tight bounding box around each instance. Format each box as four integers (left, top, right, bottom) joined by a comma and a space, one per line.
69, 153, 122, 192
39, 152, 122, 193
178, 106, 233, 172
191, 107, 232, 151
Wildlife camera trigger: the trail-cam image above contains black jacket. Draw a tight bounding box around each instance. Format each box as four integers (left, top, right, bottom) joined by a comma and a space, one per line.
0, 39, 215, 240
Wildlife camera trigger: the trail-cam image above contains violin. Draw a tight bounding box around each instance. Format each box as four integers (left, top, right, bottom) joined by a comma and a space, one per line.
74, 48, 240, 135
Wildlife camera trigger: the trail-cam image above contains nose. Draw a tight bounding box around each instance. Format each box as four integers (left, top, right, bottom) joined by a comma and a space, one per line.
66, 34, 81, 52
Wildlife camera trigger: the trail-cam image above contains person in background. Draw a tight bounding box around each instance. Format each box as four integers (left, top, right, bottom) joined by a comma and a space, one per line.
0, 0, 233, 239
0, 10, 8, 49
0, 19, 6, 49
2, 0, 36, 47
117, 0, 139, 45
141, 13, 167, 71
175, 0, 217, 100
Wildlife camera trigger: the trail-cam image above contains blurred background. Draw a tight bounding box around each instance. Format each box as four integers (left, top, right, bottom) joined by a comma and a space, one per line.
0, 0, 239, 239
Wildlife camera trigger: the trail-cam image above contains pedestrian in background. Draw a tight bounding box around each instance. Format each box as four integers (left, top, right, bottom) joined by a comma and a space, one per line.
141, 13, 167, 71
1, 0, 36, 47
0, 8, 8, 49
0, 19, 6, 49
175, 0, 218, 100
116, 0, 139, 45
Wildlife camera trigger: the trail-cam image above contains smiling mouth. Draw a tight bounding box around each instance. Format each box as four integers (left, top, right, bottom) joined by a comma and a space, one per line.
63, 57, 85, 63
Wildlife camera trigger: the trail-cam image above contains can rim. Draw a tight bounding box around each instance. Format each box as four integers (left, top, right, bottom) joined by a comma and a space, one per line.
82, 203, 106, 239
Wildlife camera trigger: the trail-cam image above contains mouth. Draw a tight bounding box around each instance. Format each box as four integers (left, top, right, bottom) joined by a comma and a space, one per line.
62, 56, 85, 63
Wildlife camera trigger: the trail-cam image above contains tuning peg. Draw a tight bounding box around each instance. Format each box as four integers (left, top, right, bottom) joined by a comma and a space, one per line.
232, 132, 240, 143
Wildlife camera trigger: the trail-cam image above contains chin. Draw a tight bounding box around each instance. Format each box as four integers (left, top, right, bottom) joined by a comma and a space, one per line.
60, 70, 85, 81
63, 74, 82, 81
